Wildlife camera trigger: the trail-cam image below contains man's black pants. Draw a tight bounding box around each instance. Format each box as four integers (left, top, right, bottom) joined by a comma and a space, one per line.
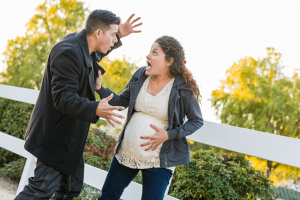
14, 156, 84, 200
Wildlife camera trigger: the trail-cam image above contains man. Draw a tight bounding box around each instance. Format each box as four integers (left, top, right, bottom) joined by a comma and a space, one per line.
15, 10, 142, 199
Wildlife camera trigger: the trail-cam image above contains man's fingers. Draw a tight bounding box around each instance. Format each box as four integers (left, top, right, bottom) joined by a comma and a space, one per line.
98, 70, 102, 78
107, 119, 115, 128
130, 17, 141, 25
109, 106, 125, 111
126, 14, 135, 23
104, 93, 113, 102
132, 30, 142, 33
132, 23, 143, 29
109, 117, 122, 126
111, 112, 125, 119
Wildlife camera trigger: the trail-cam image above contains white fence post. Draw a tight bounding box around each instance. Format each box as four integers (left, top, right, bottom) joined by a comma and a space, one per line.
16, 155, 37, 195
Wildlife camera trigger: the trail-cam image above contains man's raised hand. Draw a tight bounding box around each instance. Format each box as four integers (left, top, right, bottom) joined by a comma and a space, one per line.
96, 94, 125, 128
117, 14, 142, 38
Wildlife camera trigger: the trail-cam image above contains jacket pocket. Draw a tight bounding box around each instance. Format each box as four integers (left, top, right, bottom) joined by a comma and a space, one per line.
49, 113, 67, 132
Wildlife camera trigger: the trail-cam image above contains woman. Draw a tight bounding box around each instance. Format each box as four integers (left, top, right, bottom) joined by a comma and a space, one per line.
96, 36, 203, 200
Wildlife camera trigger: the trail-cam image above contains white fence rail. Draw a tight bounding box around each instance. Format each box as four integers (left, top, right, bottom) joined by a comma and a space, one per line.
1, 84, 300, 199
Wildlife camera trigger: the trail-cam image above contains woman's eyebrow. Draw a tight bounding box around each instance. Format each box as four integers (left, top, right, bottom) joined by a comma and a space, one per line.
152, 48, 159, 51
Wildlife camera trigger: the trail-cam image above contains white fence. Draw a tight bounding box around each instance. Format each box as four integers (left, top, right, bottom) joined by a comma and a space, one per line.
1, 84, 300, 199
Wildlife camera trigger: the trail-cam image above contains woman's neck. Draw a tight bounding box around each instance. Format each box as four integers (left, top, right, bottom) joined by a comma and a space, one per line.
151, 73, 174, 84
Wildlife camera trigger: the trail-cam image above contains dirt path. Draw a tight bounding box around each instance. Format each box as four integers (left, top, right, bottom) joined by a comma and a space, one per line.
0, 177, 17, 200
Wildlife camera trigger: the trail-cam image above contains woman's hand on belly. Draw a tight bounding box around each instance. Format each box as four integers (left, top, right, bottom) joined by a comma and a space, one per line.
140, 124, 169, 151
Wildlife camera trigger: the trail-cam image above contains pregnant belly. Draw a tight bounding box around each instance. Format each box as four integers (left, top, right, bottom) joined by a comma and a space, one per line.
122, 112, 168, 149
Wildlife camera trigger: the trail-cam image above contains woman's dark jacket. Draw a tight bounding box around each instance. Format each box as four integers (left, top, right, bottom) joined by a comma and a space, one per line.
24, 29, 121, 175
97, 67, 204, 167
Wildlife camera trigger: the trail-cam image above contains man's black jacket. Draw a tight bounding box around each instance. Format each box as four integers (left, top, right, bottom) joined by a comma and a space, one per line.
24, 29, 121, 175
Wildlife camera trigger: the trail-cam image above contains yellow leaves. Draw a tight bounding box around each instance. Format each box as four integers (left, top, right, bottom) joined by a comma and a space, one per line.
248, 193, 251, 199
187, 140, 194, 144
98, 56, 138, 96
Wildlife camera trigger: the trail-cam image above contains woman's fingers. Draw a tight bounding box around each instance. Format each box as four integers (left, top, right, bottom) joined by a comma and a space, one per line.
145, 143, 155, 151
140, 141, 152, 146
151, 144, 159, 151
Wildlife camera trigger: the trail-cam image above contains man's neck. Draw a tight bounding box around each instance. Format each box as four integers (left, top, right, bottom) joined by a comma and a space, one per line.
86, 35, 95, 54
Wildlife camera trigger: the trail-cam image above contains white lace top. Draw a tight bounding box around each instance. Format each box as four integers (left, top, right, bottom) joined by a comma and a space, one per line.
115, 76, 175, 169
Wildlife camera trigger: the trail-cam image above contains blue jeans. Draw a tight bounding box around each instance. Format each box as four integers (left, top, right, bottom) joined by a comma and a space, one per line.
14, 156, 84, 200
98, 156, 173, 200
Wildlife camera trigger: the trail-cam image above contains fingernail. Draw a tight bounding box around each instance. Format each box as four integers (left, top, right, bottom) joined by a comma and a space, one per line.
150, 124, 152, 126
145, 150, 147, 151
140, 137, 142, 139
99, 70, 100, 72
140, 145, 142, 147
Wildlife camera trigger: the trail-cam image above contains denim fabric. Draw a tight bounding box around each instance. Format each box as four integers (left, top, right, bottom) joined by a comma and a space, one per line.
14, 156, 84, 200
98, 156, 173, 200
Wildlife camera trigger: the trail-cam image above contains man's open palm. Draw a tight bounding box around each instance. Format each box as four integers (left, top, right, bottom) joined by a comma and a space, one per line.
96, 94, 125, 128
118, 14, 142, 38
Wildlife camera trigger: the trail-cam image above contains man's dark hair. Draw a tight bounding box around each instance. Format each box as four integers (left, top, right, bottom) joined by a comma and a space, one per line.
86, 10, 120, 36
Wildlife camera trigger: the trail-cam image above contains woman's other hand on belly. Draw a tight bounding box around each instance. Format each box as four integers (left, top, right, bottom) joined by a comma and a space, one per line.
140, 124, 169, 151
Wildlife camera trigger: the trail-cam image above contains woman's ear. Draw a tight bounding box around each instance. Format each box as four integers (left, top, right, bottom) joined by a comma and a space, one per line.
166, 57, 174, 67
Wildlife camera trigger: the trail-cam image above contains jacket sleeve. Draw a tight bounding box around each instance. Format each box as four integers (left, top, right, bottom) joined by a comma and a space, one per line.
95, 67, 144, 108
50, 48, 99, 123
95, 79, 131, 108
168, 90, 204, 140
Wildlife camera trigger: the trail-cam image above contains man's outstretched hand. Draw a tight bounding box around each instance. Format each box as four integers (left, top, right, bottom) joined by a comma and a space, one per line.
118, 14, 142, 38
96, 94, 125, 128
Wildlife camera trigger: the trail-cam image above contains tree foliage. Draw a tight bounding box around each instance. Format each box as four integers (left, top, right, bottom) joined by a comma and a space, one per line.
211, 47, 300, 171
0, 0, 86, 89
99, 57, 139, 95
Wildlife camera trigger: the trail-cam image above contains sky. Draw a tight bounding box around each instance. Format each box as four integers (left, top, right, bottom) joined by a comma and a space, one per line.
1, 0, 300, 123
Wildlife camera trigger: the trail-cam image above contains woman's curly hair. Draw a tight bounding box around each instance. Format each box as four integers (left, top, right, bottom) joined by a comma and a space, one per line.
155, 36, 202, 102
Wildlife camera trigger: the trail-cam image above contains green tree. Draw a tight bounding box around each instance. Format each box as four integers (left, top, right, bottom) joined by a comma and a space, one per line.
0, 0, 86, 89
211, 47, 300, 173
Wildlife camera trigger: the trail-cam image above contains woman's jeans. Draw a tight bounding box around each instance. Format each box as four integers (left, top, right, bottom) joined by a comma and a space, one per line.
98, 156, 173, 200
14, 156, 84, 200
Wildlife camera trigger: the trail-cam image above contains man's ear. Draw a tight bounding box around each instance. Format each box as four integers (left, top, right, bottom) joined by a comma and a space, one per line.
95, 29, 103, 38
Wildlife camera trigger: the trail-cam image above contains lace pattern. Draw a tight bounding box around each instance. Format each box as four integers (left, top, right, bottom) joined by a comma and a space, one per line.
115, 76, 175, 169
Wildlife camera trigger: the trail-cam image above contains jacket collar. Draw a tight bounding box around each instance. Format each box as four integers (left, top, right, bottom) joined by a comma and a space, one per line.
75, 29, 93, 68
134, 66, 192, 90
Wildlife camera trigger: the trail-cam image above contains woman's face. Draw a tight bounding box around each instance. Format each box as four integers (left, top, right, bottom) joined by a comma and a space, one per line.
145, 43, 171, 76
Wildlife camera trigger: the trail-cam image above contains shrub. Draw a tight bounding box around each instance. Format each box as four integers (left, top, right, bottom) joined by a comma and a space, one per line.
0, 158, 26, 182
169, 149, 275, 200
84, 127, 117, 171
0, 98, 33, 167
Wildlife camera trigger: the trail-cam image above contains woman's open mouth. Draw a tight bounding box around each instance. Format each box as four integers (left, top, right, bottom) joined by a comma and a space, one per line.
146, 61, 151, 69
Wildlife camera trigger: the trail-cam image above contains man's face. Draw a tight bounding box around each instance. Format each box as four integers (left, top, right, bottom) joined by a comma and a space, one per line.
97, 24, 118, 54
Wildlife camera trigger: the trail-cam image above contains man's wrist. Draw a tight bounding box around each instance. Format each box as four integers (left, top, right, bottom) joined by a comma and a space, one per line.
117, 33, 123, 39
